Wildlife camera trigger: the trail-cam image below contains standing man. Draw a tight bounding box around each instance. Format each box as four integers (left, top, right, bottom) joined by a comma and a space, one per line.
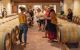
18, 7, 28, 47
29, 9, 34, 26
2, 8, 7, 18
43, 7, 50, 38
67, 8, 73, 21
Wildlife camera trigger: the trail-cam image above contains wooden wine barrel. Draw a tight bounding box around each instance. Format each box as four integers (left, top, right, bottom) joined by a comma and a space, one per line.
58, 25, 80, 43
11, 26, 19, 45
76, 17, 80, 25
11, 29, 17, 44
0, 33, 11, 50
15, 26, 19, 41
76, 17, 79, 24
78, 17, 80, 25
72, 16, 76, 23
72, 16, 75, 22
74, 17, 77, 23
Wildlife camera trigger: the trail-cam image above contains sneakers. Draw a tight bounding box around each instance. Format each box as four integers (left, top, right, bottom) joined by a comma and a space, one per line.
48, 39, 58, 43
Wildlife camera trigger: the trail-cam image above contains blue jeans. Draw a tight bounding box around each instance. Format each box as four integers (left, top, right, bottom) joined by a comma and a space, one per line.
19, 23, 28, 44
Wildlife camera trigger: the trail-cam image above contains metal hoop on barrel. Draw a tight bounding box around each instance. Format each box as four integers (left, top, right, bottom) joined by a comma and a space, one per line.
11, 29, 17, 45
4, 33, 11, 50
15, 26, 19, 41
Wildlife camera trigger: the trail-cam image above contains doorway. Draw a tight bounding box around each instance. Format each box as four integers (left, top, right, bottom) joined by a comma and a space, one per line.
18, 5, 27, 13
33, 5, 42, 24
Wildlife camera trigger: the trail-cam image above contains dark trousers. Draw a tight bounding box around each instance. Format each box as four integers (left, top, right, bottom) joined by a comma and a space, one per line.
19, 24, 28, 44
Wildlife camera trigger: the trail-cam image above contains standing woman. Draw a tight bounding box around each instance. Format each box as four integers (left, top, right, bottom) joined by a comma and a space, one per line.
67, 8, 73, 21
46, 9, 57, 42
29, 9, 34, 26
36, 8, 44, 31
18, 7, 28, 47
2, 8, 7, 18
43, 8, 50, 38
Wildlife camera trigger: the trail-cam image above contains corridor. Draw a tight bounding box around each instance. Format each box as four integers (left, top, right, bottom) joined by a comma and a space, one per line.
12, 23, 62, 50
0, 0, 80, 50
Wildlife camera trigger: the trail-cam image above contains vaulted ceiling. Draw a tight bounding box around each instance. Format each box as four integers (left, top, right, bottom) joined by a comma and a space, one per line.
11, 0, 62, 3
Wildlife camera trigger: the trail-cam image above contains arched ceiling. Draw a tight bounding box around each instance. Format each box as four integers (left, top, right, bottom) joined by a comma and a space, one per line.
11, 0, 61, 3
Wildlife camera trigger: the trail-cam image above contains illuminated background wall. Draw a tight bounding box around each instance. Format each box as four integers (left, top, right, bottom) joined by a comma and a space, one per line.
0, 0, 12, 16
2, 0, 12, 15
63, 0, 73, 15
73, 0, 80, 16
0, 1, 3, 16
63, 0, 80, 16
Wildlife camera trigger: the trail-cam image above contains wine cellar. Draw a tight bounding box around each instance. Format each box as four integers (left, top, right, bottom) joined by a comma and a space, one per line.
0, 0, 80, 50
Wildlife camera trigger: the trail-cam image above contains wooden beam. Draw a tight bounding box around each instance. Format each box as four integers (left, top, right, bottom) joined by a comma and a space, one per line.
12, 0, 60, 3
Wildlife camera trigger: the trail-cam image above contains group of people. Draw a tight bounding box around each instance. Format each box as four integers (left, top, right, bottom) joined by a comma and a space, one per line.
35, 7, 58, 42
18, 6, 58, 47
18, 6, 74, 48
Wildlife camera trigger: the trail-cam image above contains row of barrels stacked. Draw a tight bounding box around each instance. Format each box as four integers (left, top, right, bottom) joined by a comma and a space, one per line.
72, 16, 80, 25
0, 16, 20, 50
59, 15, 80, 25
0, 26, 19, 50
58, 15, 67, 20
0, 13, 17, 19
57, 18, 80, 48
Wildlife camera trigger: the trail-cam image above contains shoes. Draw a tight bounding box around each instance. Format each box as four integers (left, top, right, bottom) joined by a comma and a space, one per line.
53, 39, 58, 42
48, 39, 58, 43
48, 40, 53, 43
24, 43, 26, 47
24, 42, 29, 47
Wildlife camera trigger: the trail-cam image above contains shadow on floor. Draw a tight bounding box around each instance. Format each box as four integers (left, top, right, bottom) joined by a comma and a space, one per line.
50, 42, 61, 48
12, 44, 24, 50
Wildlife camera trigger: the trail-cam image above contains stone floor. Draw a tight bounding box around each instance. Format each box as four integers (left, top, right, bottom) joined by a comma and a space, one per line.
11, 18, 80, 50
12, 24, 62, 50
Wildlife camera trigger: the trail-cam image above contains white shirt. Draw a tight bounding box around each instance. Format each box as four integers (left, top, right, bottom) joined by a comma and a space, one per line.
36, 12, 44, 20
